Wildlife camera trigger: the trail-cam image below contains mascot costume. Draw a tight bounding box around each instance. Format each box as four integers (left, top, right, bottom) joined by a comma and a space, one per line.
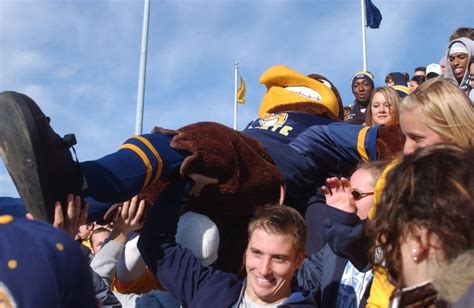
0, 64, 404, 274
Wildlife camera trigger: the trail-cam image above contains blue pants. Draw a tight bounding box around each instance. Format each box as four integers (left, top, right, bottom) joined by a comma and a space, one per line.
1, 133, 186, 221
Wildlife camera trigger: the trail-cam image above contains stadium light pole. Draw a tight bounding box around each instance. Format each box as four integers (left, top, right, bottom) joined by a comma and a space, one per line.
135, 0, 151, 135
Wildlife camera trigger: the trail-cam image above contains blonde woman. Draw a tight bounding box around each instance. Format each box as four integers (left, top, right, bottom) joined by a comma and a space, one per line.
365, 87, 401, 126
399, 77, 474, 154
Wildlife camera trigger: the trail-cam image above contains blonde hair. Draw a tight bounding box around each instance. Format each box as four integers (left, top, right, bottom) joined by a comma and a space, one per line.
400, 78, 474, 149
365, 86, 401, 126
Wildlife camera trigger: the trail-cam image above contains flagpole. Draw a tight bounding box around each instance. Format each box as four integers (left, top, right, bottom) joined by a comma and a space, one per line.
360, 0, 368, 71
233, 62, 238, 130
135, 0, 151, 135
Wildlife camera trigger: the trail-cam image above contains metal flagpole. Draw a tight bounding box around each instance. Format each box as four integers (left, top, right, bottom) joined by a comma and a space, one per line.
360, 0, 368, 71
233, 62, 238, 130
135, 0, 151, 135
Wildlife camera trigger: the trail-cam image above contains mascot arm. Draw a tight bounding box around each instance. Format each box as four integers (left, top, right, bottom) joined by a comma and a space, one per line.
291, 122, 404, 166
139, 122, 284, 217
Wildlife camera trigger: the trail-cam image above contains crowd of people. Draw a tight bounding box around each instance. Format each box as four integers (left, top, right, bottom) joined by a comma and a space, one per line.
0, 27, 473, 308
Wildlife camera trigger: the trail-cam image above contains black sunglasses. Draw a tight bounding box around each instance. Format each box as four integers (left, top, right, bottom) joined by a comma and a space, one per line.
351, 190, 374, 201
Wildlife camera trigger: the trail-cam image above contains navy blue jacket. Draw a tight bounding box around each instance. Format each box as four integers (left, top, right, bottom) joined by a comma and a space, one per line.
137, 180, 319, 308
296, 244, 371, 308
323, 207, 371, 272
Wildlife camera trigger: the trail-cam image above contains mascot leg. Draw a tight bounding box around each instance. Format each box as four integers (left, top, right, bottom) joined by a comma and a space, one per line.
0, 91, 185, 222
81, 133, 184, 203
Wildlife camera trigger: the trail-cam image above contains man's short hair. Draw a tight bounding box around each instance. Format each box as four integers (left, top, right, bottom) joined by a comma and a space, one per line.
89, 227, 111, 247
414, 66, 426, 73
449, 27, 474, 41
248, 204, 307, 255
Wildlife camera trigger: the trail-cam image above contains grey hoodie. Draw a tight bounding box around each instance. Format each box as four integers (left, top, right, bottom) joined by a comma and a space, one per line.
445, 37, 474, 92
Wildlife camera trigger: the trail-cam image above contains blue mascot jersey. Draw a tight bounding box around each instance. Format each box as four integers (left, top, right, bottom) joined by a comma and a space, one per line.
243, 112, 379, 204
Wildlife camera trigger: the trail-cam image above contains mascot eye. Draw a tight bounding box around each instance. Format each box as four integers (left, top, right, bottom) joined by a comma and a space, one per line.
318, 79, 332, 89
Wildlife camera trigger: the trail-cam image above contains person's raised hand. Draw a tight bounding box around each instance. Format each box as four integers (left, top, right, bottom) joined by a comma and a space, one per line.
321, 177, 356, 214
112, 196, 146, 234
53, 194, 89, 238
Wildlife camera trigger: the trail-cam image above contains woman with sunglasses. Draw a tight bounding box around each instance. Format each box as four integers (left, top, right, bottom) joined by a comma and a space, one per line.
295, 161, 387, 307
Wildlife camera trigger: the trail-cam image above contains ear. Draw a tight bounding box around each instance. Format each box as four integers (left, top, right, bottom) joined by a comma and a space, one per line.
406, 225, 429, 262
295, 251, 305, 268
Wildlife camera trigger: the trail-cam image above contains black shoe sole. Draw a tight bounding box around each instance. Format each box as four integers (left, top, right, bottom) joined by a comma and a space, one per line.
0, 91, 51, 221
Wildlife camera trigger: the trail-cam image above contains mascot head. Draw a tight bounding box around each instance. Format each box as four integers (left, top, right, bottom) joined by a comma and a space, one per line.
258, 65, 344, 120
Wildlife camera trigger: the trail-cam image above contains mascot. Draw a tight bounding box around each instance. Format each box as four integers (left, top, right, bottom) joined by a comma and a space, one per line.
0, 64, 404, 274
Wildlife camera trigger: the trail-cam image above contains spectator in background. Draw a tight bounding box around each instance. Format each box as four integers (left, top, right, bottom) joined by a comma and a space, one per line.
386, 72, 410, 98
439, 27, 474, 79
446, 37, 474, 85
77, 222, 94, 244
413, 66, 426, 77
445, 38, 473, 92
408, 75, 426, 93
439, 56, 447, 76
385, 72, 409, 87
343, 106, 352, 121
365, 86, 401, 126
426, 63, 442, 80
346, 71, 375, 124
90, 227, 112, 255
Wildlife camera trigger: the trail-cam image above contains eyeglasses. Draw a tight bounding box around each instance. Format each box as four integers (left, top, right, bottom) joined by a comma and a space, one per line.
351, 190, 374, 201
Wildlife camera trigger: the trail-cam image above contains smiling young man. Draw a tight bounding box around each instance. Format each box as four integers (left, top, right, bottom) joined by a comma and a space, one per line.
137, 178, 317, 308
345, 71, 375, 124
446, 38, 473, 93
243, 206, 306, 306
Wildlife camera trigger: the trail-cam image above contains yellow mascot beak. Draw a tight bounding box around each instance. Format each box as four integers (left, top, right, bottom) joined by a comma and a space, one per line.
258, 64, 340, 119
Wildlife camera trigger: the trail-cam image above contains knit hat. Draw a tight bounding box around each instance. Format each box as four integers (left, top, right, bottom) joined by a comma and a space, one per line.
258, 64, 341, 119
0, 215, 96, 307
389, 72, 410, 98
351, 71, 375, 89
176, 211, 220, 266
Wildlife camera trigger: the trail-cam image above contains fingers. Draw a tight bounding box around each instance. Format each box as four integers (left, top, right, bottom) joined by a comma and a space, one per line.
65, 194, 81, 227
79, 201, 89, 226
127, 196, 139, 220
340, 177, 351, 189
53, 201, 64, 228
73, 195, 82, 227
321, 185, 330, 196
113, 206, 122, 222
121, 198, 131, 221
130, 200, 146, 228
325, 177, 342, 192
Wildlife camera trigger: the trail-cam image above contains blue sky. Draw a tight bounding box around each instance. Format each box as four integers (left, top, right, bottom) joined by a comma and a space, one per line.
1, 0, 473, 197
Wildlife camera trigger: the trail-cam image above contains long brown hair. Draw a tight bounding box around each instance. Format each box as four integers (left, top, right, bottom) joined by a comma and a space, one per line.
369, 144, 474, 284
365, 86, 401, 126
